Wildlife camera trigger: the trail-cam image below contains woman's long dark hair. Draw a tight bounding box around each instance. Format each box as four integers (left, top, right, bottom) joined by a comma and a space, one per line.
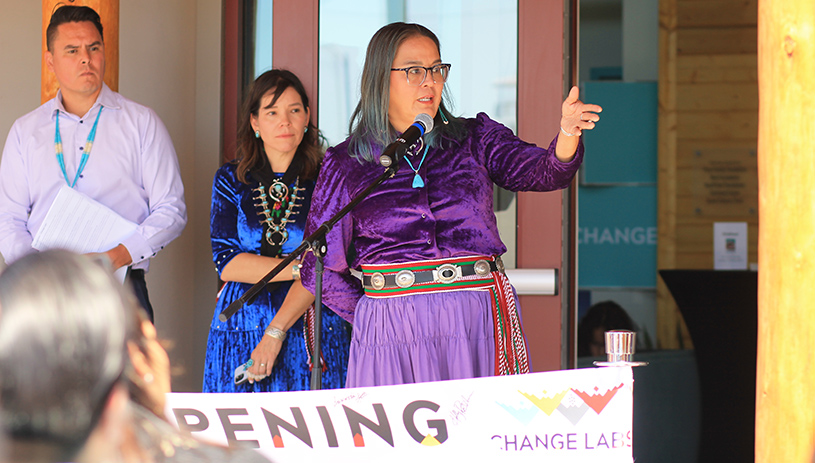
235, 69, 323, 182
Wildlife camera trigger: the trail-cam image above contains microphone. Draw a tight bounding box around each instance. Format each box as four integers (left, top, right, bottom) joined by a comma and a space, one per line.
379, 113, 434, 167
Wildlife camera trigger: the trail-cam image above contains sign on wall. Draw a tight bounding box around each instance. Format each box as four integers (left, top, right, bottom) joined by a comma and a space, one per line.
581, 82, 657, 184
578, 185, 657, 287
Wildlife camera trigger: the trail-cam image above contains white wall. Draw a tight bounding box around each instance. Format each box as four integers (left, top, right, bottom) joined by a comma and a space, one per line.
0, 3, 40, 144
578, 0, 659, 82
622, 0, 659, 82
0, 0, 222, 392
579, 0, 623, 82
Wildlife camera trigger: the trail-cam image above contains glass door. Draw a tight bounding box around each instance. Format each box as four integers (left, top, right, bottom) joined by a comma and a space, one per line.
318, 0, 520, 265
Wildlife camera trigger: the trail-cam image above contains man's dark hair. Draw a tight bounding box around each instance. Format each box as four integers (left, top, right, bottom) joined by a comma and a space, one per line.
46, 5, 104, 52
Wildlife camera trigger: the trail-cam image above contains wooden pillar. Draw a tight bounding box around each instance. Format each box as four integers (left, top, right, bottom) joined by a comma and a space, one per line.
42, 0, 119, 103
756, 0, 815, 461
656, 0, 683, 349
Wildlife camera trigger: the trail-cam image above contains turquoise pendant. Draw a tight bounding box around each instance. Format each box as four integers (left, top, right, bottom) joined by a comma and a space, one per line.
412, 173, 425, 188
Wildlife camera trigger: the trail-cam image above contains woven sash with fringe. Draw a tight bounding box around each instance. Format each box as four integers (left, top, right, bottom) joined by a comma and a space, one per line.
303, 305, 327, 373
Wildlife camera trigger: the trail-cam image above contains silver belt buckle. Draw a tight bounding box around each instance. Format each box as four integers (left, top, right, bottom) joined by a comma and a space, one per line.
495, 256, 505, 274
473, 259, 491, 276
434, 263, 461, 284
395, 269, 416, 288
370, 272, 386, 290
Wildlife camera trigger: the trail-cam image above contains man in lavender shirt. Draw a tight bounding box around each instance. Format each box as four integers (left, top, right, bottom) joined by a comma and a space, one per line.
0, 6, 186, 321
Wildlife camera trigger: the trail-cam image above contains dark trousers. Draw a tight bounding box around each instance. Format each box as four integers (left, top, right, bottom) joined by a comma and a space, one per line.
128, 269, 154, 323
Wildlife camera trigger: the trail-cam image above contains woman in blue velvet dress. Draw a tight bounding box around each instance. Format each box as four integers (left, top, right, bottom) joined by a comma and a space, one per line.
203, 70, 351, 392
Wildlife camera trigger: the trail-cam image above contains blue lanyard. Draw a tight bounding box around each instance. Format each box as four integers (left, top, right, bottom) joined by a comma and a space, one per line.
54, 107, 103, 188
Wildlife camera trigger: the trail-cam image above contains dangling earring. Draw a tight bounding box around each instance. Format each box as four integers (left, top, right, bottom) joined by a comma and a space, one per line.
254, 130, 261, 138
439, 110, 449, 125
304, 126, 308, 133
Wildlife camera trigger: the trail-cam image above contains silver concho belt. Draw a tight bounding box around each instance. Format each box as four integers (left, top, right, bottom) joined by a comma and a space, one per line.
362, 257, 503, 291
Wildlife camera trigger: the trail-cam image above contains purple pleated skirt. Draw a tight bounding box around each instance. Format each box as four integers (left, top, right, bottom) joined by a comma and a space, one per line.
345, 289, 496, 387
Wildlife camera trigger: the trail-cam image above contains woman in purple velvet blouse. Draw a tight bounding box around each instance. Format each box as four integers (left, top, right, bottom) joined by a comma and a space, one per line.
245, 23, 602, 387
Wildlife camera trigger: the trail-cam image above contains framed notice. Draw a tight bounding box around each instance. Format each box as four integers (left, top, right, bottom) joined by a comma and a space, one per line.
713, 222, 748, 270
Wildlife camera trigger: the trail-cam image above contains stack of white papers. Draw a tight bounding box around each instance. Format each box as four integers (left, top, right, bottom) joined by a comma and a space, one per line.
32, 185, 136, 282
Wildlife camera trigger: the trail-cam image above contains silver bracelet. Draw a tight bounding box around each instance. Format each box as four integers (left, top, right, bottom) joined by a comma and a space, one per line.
560, 126, 577, 137
265, 327, 287, 341
292, 260, 301, 280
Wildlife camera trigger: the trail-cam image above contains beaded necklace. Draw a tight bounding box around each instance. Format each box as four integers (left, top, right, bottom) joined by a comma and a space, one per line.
54, 107, 103, 188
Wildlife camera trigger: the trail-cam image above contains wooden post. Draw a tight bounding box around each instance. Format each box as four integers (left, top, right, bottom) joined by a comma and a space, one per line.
42, 0, 118, 103
756, 0, 815, 461
657, 0, 758, 350
657, 0, 682, 349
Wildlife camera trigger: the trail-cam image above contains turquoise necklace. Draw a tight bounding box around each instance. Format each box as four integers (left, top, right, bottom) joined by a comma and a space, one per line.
253, 176, 303, 247
54, 107, 103, 188
403, 143, 430, 188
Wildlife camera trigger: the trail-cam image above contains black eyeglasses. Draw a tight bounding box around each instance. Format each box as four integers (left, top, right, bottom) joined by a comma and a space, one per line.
390, 63, 452, 86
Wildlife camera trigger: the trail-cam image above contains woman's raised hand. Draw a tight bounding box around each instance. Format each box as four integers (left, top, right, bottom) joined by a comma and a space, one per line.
560, 86, 603, 137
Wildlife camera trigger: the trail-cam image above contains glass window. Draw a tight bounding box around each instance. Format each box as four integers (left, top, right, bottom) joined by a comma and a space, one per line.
318, 0, 518, 146
245, 0, 273, 83
319, 0, 519, 266
252, 0, 273, 78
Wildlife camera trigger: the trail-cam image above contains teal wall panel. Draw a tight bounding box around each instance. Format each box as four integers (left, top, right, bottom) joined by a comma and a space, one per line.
581, 81, 657, 184
578, 185, 657, 287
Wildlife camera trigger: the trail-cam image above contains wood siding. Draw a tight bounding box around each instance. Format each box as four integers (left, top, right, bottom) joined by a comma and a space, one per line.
658, 0, 758, 348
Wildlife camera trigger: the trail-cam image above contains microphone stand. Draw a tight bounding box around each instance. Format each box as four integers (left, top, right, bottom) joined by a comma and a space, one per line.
219, 155, 408, 390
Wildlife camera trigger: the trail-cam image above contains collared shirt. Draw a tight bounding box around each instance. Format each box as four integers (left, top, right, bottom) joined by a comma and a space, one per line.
0, 84, 187, 270
300, 113, 583, 322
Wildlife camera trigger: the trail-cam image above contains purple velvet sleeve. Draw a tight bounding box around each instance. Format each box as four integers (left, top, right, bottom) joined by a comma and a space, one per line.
473, 113, 583, 192
300, 145, 363, 324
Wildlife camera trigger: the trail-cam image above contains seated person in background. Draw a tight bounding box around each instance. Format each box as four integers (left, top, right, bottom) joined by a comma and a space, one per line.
0, 250, 135, 463
577, 300, 637, 357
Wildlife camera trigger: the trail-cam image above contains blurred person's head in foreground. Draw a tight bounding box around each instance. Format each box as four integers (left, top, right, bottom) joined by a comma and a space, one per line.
0, 249, 136, 463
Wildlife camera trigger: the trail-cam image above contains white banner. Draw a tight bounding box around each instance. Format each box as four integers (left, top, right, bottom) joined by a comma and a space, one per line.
165, 367, 633, 463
